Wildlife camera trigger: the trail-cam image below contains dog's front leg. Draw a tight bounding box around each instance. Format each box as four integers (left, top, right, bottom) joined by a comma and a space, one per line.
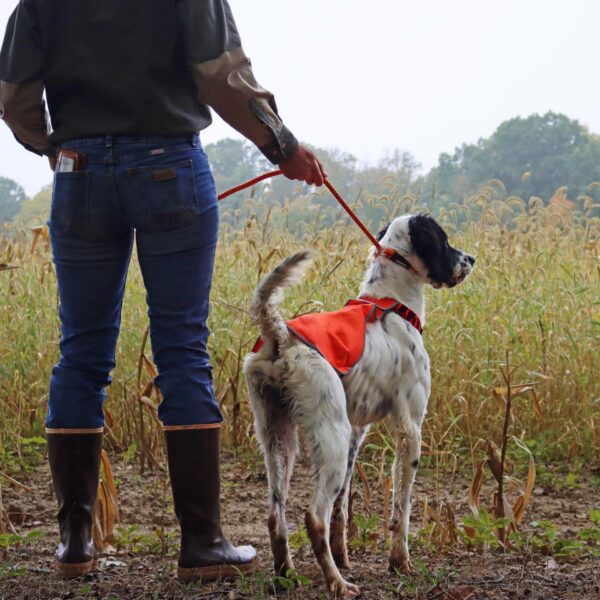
388, 421, 422, 574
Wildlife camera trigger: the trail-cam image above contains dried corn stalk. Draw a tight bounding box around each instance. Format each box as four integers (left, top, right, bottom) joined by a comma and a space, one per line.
92, 450, 119, 552
30, 225, 49, 253
0, 486, 15, 535
464, 360, 538, 545
420, 495, 458, 549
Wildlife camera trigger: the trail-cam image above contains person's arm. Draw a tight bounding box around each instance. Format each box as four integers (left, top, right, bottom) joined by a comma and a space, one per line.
0, 1, 54, 159
176, 0, 324, 184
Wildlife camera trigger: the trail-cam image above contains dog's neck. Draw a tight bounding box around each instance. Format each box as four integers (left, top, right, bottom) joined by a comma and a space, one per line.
359, 259, 425, 325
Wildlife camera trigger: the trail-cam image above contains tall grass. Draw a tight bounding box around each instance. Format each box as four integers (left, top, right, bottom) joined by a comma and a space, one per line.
1, 182, 598, 470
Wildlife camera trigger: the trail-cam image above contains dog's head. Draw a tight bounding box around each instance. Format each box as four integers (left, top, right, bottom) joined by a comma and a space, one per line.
375, 214, 474, 289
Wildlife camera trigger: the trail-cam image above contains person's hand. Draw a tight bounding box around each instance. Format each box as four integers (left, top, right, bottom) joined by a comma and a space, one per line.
48, 155, 57, 171
279, 144, 327, 186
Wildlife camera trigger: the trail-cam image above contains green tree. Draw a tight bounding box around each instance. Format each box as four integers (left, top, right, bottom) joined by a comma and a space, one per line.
204, 138, 268, 202
0, 176, 27, 222
424, 112, 600, 204
204, 138, 421, 230
14, 184, 52, 226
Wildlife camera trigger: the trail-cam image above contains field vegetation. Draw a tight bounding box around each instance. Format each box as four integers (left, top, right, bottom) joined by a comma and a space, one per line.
1, 178, 598, 464
1, 175, 599, 598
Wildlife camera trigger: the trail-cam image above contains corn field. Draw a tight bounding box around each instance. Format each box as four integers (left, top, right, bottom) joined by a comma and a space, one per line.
0, 180, 599, 472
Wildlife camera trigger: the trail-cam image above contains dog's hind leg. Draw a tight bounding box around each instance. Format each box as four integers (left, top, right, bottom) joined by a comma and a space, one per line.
246, 371, 298, 576
294, 360, 360, 598
330, 425, 369, 569
388, 418, 422, 575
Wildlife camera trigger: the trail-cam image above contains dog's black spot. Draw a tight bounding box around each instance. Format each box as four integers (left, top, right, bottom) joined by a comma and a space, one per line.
376, 223, 390, 242
263, 384, 284, 406
411, 459, 419, 469
272, 490, 283, 506
408, 214, 462, 287
382, 319, 389, 334
409, 341, 416, 354
375, 397, 393, 419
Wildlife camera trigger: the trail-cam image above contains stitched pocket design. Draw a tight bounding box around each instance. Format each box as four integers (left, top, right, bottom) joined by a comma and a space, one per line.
127, 160, 200, 231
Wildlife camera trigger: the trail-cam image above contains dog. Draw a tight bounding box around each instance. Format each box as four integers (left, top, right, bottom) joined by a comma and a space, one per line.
243, 214, 474, 598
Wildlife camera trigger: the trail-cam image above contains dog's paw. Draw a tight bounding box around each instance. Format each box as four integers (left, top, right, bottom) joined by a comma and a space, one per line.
388, 554, 413, 575
328, 577, 360, 598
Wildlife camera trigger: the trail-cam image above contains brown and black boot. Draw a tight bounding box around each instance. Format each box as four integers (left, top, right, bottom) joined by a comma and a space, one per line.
47, 429, 103, 578
164, 425, 257, 582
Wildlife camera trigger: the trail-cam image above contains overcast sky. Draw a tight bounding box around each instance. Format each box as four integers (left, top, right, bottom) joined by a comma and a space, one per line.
1, 0, 598, 196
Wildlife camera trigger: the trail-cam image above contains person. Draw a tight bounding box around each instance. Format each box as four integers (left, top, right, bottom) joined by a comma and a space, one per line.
0, 0, 325, 582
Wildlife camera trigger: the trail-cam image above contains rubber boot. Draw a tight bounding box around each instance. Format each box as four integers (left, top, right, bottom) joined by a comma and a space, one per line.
164, 426, 257, 582
46, 429, 103, 578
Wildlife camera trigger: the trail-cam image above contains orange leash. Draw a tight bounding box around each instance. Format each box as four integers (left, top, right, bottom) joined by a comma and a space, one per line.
217, 170, 283, 201
217, 170, 383, 253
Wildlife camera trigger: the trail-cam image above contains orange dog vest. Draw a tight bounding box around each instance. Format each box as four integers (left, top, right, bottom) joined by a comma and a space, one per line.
252, 296, 422, 376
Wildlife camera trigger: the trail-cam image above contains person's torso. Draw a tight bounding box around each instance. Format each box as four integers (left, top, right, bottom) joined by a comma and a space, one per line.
31, 0, 210, 142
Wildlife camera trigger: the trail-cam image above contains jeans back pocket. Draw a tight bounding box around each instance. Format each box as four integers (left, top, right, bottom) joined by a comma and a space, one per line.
50, 171, 90, 238
127, 160, 200, 231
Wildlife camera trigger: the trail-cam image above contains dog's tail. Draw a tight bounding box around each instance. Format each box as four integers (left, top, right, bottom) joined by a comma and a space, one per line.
250, 250, 313, 349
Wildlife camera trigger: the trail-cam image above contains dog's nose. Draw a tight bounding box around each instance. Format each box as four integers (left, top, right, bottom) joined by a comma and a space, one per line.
466, 255, 475, 266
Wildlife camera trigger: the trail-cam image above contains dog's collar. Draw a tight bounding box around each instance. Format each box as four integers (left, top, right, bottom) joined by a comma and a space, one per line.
348, 295, 423, 334
375, 247, 420, 275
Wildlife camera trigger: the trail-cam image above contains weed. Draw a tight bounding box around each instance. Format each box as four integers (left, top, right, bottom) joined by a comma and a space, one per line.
461, 510, 511, 551
234, 567, 311, 598
528, 520, 585, 559
288, 525, 310, 551
350, 513, 380, 552
396, 556, 450, 599
0, 530, 42, 559
0, 563, 26, 578
113, 525, 175, 556
272, 568, 312, 590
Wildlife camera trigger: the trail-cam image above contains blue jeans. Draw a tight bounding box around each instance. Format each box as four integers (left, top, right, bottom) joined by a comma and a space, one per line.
46, 134, 223, 429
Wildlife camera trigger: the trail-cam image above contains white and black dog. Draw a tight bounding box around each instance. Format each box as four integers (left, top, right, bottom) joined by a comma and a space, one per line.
244, 214, 474, 598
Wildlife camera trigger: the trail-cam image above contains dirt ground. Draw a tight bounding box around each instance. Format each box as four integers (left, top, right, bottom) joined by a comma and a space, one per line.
1, 449, 599, 600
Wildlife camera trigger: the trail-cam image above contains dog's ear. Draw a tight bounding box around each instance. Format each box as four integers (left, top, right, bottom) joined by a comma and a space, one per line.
376, 224, 390, 242
409, 214, 455, 285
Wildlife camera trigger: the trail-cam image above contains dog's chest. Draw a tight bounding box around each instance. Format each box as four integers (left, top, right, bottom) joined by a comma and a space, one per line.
342, 317, 430, 426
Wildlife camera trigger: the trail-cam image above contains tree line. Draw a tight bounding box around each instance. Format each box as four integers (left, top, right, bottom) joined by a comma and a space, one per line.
2, 111, 599, 226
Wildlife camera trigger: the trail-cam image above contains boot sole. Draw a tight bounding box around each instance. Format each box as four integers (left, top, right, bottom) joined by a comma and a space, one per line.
177, 556, 258, 582
54, 559, 96, 578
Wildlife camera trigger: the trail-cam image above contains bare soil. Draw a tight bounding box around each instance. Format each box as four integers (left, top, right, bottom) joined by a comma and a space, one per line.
1, 449, 599, 600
